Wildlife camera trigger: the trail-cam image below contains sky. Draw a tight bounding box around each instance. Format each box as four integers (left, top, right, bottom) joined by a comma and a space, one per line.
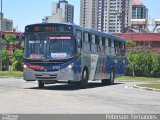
2, 0, 160, 32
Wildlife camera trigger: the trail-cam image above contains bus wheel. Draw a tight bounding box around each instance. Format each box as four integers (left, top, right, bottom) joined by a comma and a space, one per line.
110, 69, 115, 84
38, 80, 44, 88
102, 69, 115, 85
80, 69, 88, 89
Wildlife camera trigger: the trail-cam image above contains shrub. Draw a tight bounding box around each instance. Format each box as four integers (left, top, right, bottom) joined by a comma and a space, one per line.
126, 52, 160, 78
13, 49, 23, 71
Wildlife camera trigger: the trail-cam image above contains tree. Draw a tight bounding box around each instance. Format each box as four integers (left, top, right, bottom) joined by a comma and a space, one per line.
13, 49, 23, 71
126, 40, 136, 47
0, 34, 24, 71
126, 51, 160, 78
4, 34, 17, 45
0, 50, 10, 70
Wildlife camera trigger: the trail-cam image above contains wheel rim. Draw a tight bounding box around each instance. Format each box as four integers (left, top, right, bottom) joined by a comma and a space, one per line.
83, 70, 87, 80
110, 70, 114, 83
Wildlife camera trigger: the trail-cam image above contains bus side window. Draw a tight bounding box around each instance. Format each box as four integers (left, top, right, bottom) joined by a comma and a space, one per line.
108, 39, 111, 47
76, 30, 82, 40
83, 32, 91, 53
76, 30, 82, 53
98, 36, 104, 55
102, 37, 106, 55
111, 39, 115, 55
105, 38, 110, 55
91, 34, 97, 54
88, 33, 91, 43
122, 42, 126, 56
123, 42, 126, 49
96, 35, 100, 53
102, 37, 105, 46
95, 36, 99, 45
119, 41, 123, 56
99, 37, 102, 45
84, 32, 89, 42
114, 40, 119, 56
111, 40, 115, 48
88, 33, 92, 52
107, 39, 112, 55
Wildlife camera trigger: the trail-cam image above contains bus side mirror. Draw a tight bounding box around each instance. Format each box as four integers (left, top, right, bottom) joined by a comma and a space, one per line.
18, 33, 24, 47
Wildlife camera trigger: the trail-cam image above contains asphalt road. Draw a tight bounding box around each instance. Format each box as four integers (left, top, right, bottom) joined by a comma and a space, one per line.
0, 78, 160, 114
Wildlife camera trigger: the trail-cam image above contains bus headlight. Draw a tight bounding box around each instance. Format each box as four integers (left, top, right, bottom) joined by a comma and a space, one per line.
23, 64, 27, 69
68, 63, 74, 69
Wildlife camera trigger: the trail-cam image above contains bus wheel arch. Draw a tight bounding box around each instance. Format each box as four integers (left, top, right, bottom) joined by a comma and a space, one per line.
102, 67, 115, 85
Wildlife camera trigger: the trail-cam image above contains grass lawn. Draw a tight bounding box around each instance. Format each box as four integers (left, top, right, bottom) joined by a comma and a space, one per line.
117, 76, 160, 82
136, 84, 160, 90
0, 71, 23, 78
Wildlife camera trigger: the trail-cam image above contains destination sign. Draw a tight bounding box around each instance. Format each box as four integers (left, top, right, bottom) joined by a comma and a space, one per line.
25, 24, 73, 32
49, 36, 72, 40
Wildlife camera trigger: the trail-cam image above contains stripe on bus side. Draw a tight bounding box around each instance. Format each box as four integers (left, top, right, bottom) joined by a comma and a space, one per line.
90, 54, 99, 80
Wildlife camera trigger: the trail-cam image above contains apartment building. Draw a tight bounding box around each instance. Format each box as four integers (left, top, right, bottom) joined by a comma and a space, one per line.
132, 0, 148, 19
43, 0, 74, 23
80, 0, 132, 33
98, 0, 132, 33
80, 0, 98, 29
0, 13, 13, 32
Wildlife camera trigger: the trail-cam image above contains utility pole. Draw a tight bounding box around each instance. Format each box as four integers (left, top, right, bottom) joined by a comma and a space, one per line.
0, 0, 2, 71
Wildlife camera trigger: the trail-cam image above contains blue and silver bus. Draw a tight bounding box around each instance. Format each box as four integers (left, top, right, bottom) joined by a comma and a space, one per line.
22, 23, 126, 88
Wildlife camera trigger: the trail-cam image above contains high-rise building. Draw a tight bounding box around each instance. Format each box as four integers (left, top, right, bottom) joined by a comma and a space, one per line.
80, 0, 98, 29
132, 0, 148, 19
0, 13, 13, 32
80, 0, 132, 33
98, 0, 132, 33
43, 0, 74, 23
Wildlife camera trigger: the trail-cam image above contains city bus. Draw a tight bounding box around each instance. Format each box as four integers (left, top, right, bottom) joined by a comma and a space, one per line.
20, 23, 126, 88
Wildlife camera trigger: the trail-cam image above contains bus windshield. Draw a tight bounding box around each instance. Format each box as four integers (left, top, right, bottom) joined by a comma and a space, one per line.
48, 36, 75, 59
24, 35, 75, 60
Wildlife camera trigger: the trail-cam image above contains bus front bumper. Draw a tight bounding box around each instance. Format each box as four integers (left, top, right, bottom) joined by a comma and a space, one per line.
23, 68, 77, 83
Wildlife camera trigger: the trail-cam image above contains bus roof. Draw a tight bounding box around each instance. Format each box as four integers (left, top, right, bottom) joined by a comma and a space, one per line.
26, 22, 126, 41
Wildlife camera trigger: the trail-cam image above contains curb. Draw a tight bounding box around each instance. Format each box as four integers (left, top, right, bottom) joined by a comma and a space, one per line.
133, 85, 160, 92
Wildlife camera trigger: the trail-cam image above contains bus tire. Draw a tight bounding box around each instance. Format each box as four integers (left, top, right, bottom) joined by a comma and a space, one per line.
38, 80, 44, 88
110, 68, 115, 84
102, 68, 115, 85
80, 68, 89, 89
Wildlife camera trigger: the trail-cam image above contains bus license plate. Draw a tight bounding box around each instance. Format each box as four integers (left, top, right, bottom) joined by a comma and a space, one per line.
42, 74, 50, 78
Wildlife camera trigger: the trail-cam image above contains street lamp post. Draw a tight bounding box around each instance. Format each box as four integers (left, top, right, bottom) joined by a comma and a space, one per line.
0, 0, 2, 39
0, 0, 2, 38
0, 0, 2, 71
